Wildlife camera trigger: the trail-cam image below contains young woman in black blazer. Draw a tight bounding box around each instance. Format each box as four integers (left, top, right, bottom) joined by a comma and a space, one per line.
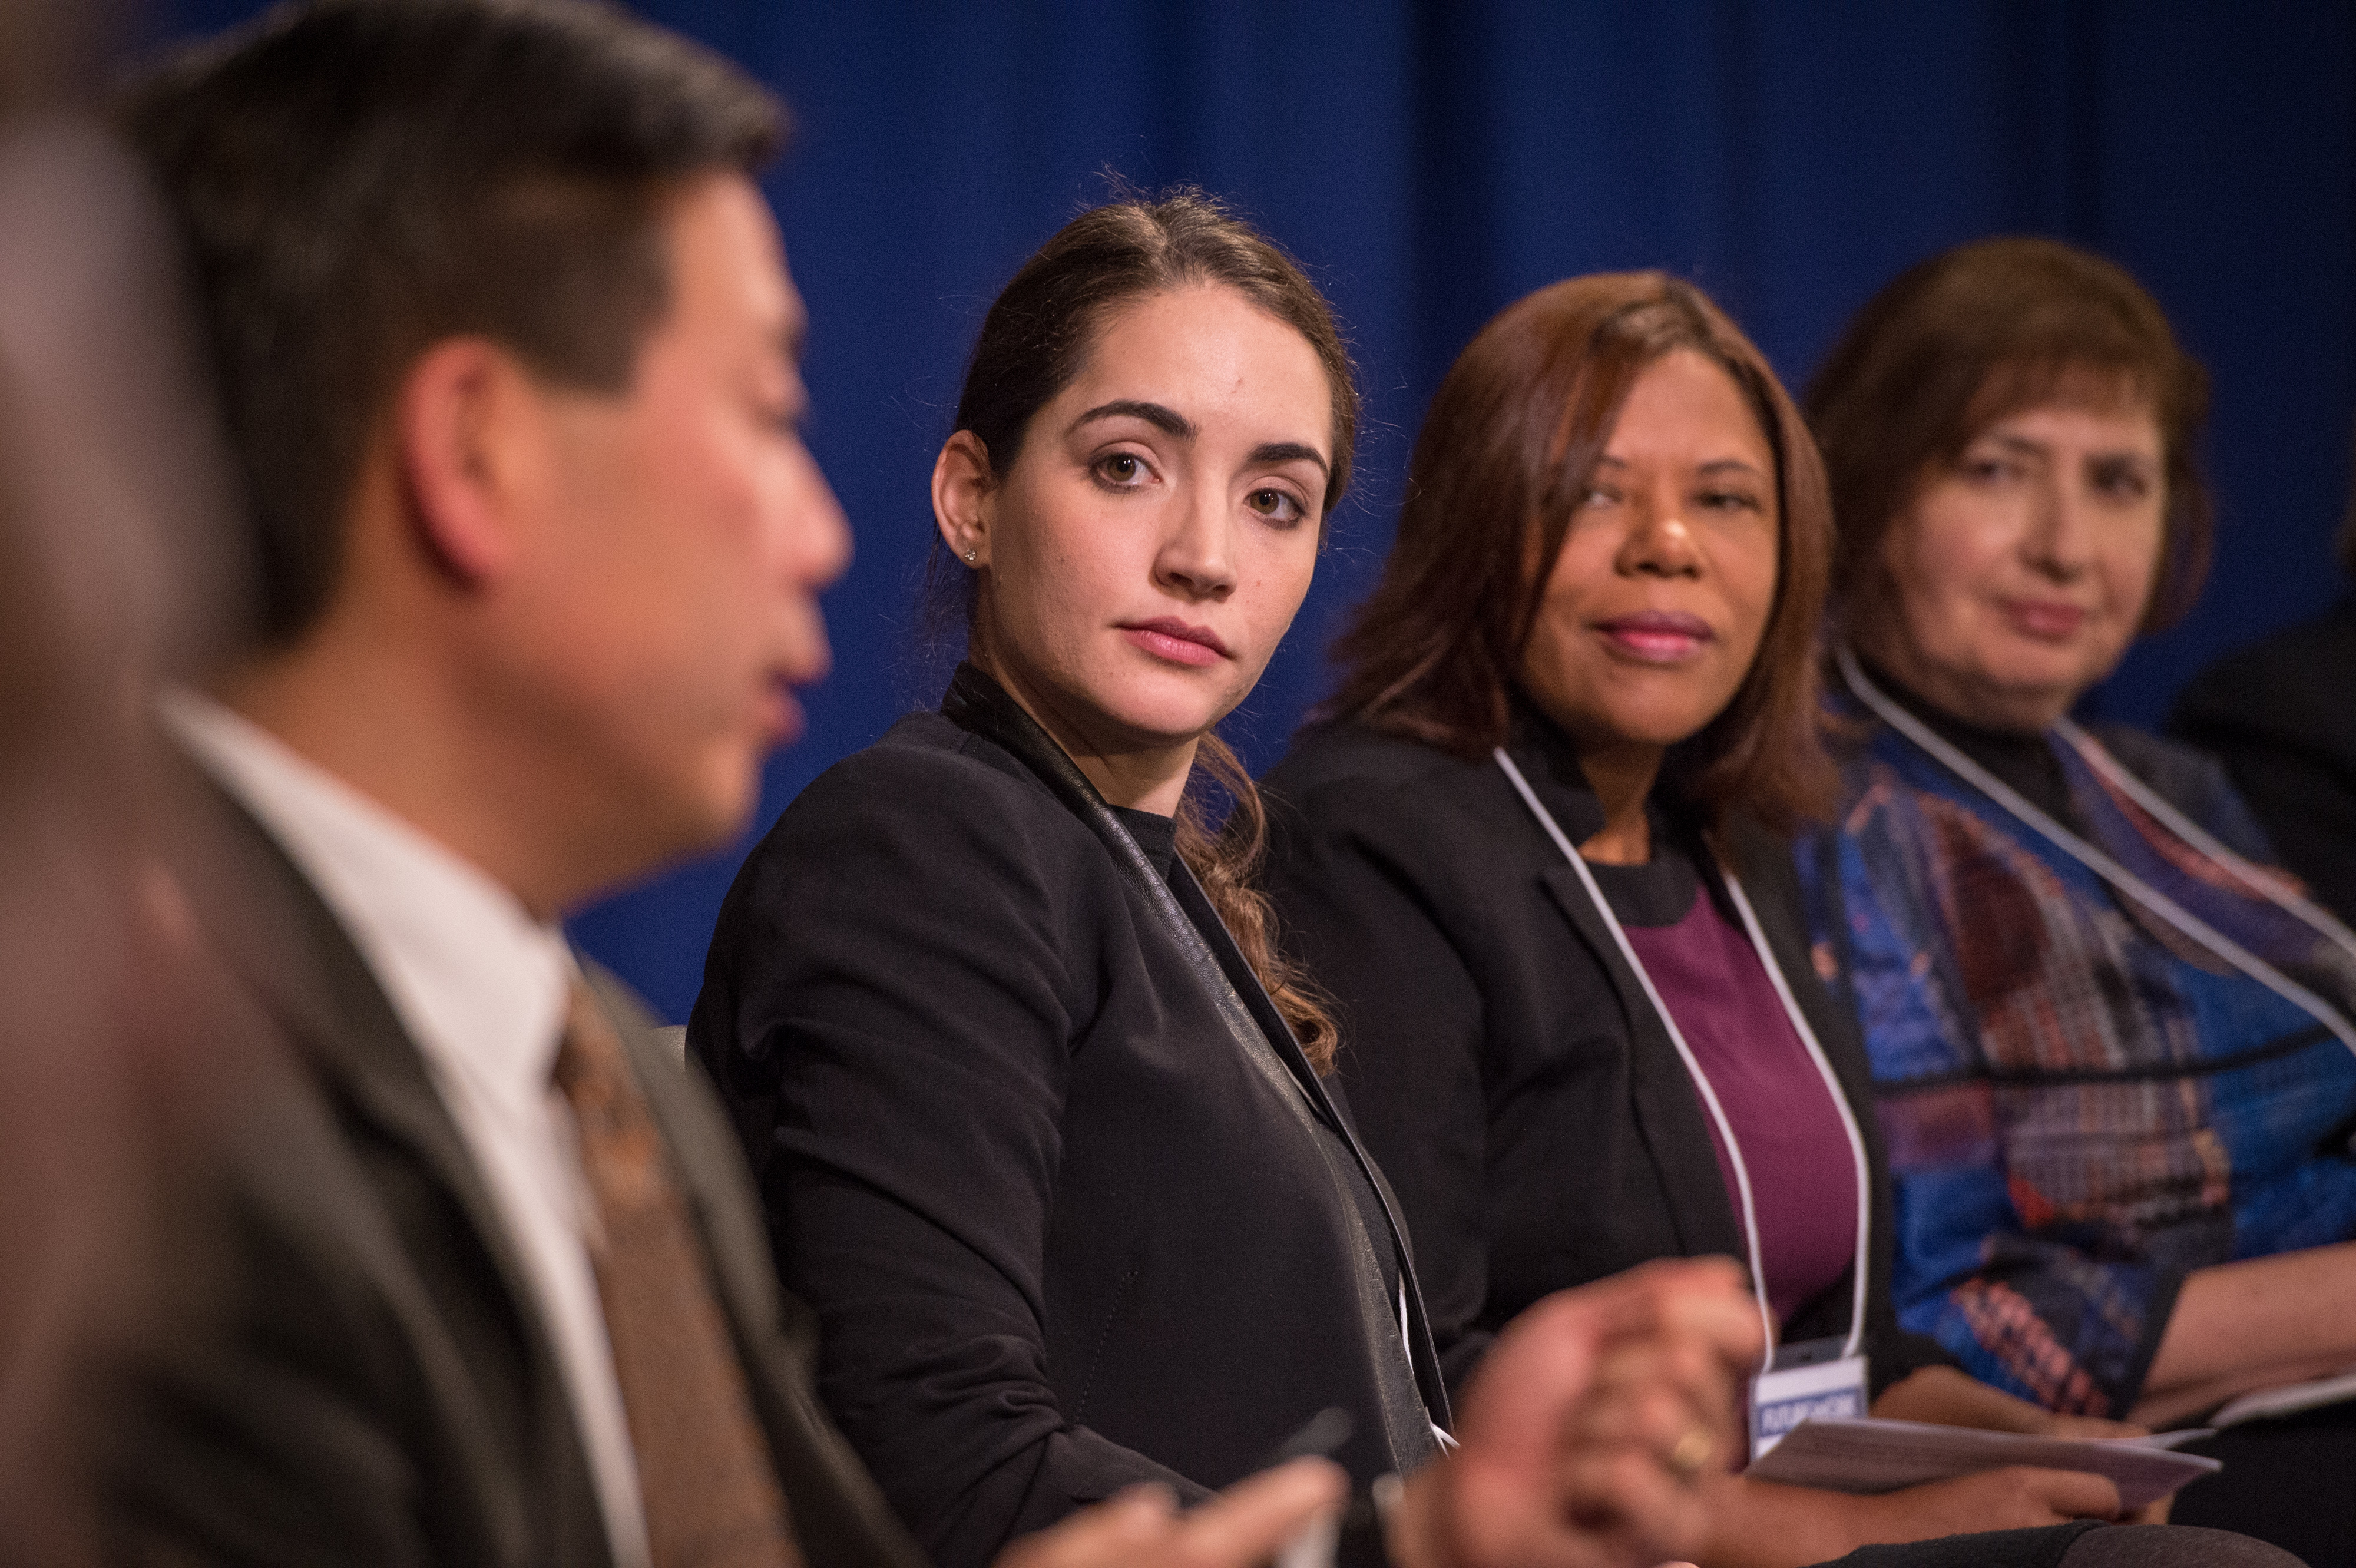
690, 195, 1760, 1568
1257, 275, 2242, 1568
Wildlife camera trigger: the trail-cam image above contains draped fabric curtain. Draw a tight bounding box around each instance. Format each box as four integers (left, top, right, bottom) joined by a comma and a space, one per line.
155, 0, 2356, 1021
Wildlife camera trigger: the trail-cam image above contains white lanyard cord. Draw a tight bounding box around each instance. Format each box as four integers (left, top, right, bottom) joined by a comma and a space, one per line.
1718, 870, 1872, 1364
2053, 714, 2356, 970
1836, 645, 2356, 1064
1495, 749, 1872, 1369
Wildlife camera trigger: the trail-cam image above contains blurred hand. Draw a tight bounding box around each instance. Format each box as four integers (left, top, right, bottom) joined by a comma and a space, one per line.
994, 1458, 1345, 1568
2037, 1412, 2146, 1441
2020, 1413, 2172, 1529
1854, 1466, 2122, 1539
1389, 1257, 1762, 1568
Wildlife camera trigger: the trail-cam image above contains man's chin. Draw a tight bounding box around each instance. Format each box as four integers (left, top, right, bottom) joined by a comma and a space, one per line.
626, 762, 766, 881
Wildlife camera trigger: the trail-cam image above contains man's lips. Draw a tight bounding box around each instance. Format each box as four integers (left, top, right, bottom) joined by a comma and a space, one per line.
1593, 610, 1715, 663
1998, 598, 2089, 640
1120, 618, 1232, 668
758, 673, 808, 745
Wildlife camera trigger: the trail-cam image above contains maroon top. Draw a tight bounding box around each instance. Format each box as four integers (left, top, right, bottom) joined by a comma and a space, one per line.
1605, 856, 1859, 1328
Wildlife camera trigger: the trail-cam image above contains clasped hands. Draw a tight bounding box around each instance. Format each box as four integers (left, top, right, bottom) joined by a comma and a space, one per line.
999, 1258, 1761, 1568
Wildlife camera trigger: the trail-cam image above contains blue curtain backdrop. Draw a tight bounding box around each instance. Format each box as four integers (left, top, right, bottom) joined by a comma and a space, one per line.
154, 1, 2356, 1023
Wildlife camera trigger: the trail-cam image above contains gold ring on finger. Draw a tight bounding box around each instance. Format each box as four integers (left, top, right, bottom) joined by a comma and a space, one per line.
1667, 1427, 1714, 1478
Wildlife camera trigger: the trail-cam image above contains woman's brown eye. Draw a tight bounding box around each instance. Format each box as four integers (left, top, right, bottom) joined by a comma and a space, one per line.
1105, 455, 1139, 481
1250, 488, 1303, 522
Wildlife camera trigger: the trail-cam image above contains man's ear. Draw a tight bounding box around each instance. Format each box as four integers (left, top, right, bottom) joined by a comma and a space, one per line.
392, 338, 541, 586
932, 429, 997, 567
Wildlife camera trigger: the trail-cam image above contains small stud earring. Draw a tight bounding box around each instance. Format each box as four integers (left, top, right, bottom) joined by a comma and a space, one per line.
964, 549, 978, 564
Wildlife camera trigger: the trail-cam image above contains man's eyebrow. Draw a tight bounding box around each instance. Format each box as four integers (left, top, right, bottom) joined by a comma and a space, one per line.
1068, 399, 1195, 439
1250, 441, 1329, 475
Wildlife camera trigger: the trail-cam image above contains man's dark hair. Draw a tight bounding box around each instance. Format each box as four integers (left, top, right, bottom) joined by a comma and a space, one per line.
122, 0, 785, 644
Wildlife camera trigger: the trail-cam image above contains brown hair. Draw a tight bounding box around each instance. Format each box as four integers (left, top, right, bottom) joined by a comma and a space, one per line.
122, 0, 784, 647
949, 188, 1351, 1067
1807, 236, 2213, 637
1325, 272, 1836, 832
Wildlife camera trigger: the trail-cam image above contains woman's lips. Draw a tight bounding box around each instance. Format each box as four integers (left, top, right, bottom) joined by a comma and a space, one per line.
1120, 618, 1232, 668
1593, 610, 1715, 664
1999, 598, 2089, 640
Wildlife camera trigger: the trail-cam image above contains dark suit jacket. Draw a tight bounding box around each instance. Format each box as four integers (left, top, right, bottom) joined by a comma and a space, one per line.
1259, 710, 1951, 1399
99, 774, 923, 1568
2170, 593, 2356, 931
690, 666, 1449, 1568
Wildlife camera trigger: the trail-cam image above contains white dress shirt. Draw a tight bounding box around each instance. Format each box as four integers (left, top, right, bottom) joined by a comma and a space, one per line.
164, 691, 653, 1568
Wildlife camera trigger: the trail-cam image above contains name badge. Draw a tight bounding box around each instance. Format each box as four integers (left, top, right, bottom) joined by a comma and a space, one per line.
1750, 1337, 1867, 1461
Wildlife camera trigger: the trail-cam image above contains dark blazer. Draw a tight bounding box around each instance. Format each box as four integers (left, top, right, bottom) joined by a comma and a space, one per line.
2170, 593, 2356, 931
1259, 710, 1950, 1399
690, 666, 1449, 1568
98, 773, 922, 1568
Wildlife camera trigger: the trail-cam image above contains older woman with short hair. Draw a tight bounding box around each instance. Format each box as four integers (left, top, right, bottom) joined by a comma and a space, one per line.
1799, 236, 2356, 1563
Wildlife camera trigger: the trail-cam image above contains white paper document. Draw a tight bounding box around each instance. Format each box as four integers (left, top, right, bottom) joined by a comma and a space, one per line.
1743, 1417, 2221, 1510
2211, 1366, 2356, 1428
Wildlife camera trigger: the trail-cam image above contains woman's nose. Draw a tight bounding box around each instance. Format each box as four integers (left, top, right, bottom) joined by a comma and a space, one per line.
1157, 489, 1237, 599
1619, 494, 1702, 577
2023, 473, 2094, 577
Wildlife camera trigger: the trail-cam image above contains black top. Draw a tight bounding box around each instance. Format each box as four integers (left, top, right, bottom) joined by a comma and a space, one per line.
1582, 808, 1700, 928
2171, 593, 2356, 930
690, 666, 1444, 1568
1857, 657, 2076, 825
1109, 803, 1404, 1311
1112, 800, 1404, 1309
1259, 704, 1951, 1398
1107, 803, 1179, 874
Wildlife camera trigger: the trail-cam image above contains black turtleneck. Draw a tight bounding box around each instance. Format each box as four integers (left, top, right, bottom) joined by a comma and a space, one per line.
1108, 804, 1178, 878
1855, 657, 2080, 828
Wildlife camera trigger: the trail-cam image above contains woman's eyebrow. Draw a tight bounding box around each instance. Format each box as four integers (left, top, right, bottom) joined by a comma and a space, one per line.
1068, 399, 1194, 439
1250, 441, 1329, 475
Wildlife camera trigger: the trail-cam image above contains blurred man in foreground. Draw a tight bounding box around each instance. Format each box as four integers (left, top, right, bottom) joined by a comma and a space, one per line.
0, 1, 257, 1556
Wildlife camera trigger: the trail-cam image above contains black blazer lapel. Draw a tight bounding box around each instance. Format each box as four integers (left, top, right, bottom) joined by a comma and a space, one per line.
942, 663, 1455, 1431
1503, 720, 1748, 1266
1533, 861, 1746, 1263
1166, 862, 1455, 1430
173, 768, 608, 1563
198, 784, 555, 1339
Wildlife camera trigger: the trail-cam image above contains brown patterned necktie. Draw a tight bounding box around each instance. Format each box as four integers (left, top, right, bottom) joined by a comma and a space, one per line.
554, 978, 803, 1568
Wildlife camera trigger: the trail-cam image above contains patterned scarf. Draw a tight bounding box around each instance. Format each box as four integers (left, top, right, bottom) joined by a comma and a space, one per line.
1799, 658, 2356, 1414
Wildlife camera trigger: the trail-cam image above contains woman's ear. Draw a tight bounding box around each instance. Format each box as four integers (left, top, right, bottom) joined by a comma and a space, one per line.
932, 429, 997, 568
